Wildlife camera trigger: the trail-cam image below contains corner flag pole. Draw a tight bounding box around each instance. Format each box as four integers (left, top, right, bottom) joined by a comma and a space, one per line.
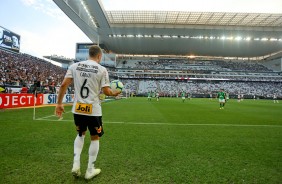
33, 91, 36, 120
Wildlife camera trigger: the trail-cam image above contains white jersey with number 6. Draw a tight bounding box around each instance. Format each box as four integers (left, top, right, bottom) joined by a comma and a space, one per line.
65, 60, 110, 116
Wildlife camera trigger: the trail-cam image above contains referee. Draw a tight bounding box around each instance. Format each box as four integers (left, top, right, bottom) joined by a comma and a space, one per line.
55, 45, 120, 180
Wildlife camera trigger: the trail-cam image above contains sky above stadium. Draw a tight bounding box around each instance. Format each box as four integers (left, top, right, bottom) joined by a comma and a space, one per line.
0, 0, 281, 60
0, 0, 91, 60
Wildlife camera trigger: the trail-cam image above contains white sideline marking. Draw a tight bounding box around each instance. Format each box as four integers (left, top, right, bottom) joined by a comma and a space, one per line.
33, 118, 282, 128
36, 111, 72, 120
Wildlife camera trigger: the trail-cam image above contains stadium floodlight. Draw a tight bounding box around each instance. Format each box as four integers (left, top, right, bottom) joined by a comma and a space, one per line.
171, 35, 178, 38
245, 37, 251, 41
136, 34, 143, 38
270, 38, 278, 41
279, 38, 282, 42
144, 35, 151, 38
80, 0, 96, 27
109, 35, 112, 37
235, 36, 242, 41
190, 36, 197, 39
209, 36, 215, 39
180, 36, 189, 38
126, 35, 134, 38
261, 38, 268, 41
162, 35, 171, 38
117, 35, 122, 37
254, 38, 260, 41
226, 37, 234, 40
153, 35, 161, 38
220, 36, 226, 40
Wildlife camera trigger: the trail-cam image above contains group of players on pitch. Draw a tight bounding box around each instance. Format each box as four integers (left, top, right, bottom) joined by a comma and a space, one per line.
147, 91, 192, 102
148, 89, 279, 108
147, 89, 227, 109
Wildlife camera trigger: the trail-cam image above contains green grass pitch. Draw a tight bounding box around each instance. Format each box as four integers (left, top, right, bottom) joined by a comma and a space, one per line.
0, 97, 281, 183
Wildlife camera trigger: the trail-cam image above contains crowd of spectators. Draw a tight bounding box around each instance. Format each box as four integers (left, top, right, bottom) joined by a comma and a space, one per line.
138, 80, 158, 94
0, 49, 66, 93
159, 81, 282, 97
117, 59, 272, 72
1, 49, 280, 97
122, 79, 139, 93
113, 59, 281, 97
115, 73, 282, 82
119, 79, 282, 97
214, 60, 272, 72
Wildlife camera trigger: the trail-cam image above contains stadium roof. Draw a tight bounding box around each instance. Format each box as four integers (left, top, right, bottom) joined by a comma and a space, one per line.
53, 0, 282, 57
107, 11, 282, 27
44, 55, 74, 64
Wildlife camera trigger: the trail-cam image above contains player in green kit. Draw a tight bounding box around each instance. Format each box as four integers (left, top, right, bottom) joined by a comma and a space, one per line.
217, 89, 226, 109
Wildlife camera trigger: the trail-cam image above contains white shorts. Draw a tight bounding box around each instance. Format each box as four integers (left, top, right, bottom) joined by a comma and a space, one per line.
219, 99, 225, 103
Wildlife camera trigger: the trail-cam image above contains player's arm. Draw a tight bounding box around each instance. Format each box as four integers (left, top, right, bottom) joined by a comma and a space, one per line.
102, 86, 120, 96
55, 78, 73, 117
57, 78, 73, 104
100, 69, 120, 96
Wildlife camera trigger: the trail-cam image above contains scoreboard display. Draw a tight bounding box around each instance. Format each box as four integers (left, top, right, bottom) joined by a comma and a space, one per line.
0, 26, 20, 53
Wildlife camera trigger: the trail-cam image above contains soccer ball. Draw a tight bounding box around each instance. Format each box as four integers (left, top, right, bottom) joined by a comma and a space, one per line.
110, 80, 123, 92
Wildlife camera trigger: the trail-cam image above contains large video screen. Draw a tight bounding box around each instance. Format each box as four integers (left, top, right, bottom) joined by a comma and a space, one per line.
0, 26, 20, 53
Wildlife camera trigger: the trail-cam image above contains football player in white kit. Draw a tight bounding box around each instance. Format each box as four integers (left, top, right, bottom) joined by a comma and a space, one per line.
273, 94, 279, 103
237, 94, 241, 102
156, 91, 160, 101
55, 45, 120, 180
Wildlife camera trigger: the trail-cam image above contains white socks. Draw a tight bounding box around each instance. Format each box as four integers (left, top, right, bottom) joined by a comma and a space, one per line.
73, 135, 85, 167
73, 135, 100, 170
88, 140, 100, 169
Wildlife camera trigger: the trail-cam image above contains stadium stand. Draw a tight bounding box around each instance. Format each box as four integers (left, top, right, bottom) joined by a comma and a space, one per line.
116, 58, 272, 72
1, 48, 281, 98
112, 57, 282, 98
122, 79, 139, 93
117, 79, 282, 98
0, 49, 66, 93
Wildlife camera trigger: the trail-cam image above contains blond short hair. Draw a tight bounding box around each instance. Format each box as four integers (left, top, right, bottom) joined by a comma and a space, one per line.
89, 45, 102, 58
